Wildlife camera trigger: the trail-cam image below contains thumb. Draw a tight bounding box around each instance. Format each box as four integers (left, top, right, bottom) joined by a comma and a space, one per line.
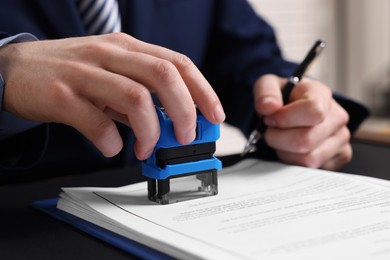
63, 99, 123, 158
253, 74, 286, 116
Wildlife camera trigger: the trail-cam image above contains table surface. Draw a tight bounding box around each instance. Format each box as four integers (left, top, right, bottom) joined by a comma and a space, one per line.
1, 139, 389, 260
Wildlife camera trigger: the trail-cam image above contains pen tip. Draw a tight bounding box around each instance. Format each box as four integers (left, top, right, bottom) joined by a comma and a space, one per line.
241, 144, 252, 157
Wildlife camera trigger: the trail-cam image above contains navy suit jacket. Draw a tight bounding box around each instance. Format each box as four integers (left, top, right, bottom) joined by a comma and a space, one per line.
0, 0, 368, 181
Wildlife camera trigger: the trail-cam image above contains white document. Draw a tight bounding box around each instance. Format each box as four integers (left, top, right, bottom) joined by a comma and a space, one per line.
216, 123, 247, 156
57, 159, 390, 260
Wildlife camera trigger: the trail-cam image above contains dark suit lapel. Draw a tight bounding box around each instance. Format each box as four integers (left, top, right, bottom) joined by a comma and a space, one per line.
35, 0, 85, 38
126, 0, 155, 41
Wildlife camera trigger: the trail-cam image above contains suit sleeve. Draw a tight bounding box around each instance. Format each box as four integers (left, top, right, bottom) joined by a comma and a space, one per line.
202, 0, 369, 138
0, 33, 48, 170
201, 0, 296, 136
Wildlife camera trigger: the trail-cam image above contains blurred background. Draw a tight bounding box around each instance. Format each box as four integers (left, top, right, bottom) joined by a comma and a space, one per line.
247, 0, 390, 143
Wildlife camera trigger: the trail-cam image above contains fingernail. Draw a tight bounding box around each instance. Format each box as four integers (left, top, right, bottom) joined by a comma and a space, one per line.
101, 132, 123, 158
258, 97, 276, 107
142, 148, 154, 160
136, 149, 153, 161
183, 128, 196, 144
214, 104, 226, 123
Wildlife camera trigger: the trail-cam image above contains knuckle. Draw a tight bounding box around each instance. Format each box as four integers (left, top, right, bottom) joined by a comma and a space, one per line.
299, 153, 322, 168
339, 144, 353, 164
307, 99, 327, 124
174, 53, 194, 71
153, 60, 179, 85
76, 42, 107, 57
341, 126, 351, 142
109, 32, 128, 40
339, 107, 350, 126
109, 32, 136, 48
293, 130, 315, 153
48, 81, 74, 107
61, 60, 87, 76
45, 81, 77, 123
126, 85, 151, 109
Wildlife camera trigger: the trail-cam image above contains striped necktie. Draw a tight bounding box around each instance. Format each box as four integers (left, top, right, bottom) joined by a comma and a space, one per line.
77, 0, 122, 35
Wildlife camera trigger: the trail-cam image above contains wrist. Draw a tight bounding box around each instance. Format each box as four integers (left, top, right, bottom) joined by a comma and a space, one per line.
0, 33, 42, 139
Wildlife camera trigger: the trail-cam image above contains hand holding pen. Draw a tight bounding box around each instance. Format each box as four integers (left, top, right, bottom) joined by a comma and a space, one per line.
242, 39, 326, 156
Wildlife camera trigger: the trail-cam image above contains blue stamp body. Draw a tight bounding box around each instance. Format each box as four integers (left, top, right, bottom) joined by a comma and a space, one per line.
142, 107, 221, 204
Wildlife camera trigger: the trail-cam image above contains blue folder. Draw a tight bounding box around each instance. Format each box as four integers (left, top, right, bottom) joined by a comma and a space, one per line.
31, 198, 173, 260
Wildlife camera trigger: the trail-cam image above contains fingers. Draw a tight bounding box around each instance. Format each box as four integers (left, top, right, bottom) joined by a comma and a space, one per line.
265, 99, 351, 170
253, 74, 286, 116
101, 107, 130, 127
59, 33, 224, 157
269, 78, 332, 128
321, 144, 353, 170
269, 78, 333, 128
65, 65, 160, 160
58, 95, 123, 158
79, 33, 225, 145
97, 48, 197, 144
276, 126, 352, 170
1, 33, 224, 159
254, 74, 352, 170
102, 33, 225, 124
265, 99, 349, 154
254, 75, 333, 128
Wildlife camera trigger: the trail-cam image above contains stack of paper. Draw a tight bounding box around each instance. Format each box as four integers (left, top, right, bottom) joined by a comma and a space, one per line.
57, 159, 390, 260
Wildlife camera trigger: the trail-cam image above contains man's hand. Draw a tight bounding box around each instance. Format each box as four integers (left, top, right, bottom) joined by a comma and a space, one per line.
254, 74, 351, 170
0, 33, 225, 160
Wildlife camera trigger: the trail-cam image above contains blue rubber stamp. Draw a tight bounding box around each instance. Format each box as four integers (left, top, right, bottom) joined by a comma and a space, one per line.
142, 107, 222, 205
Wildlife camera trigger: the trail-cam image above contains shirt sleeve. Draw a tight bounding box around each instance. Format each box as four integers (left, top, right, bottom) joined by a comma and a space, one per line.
0, 33, 42, 140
